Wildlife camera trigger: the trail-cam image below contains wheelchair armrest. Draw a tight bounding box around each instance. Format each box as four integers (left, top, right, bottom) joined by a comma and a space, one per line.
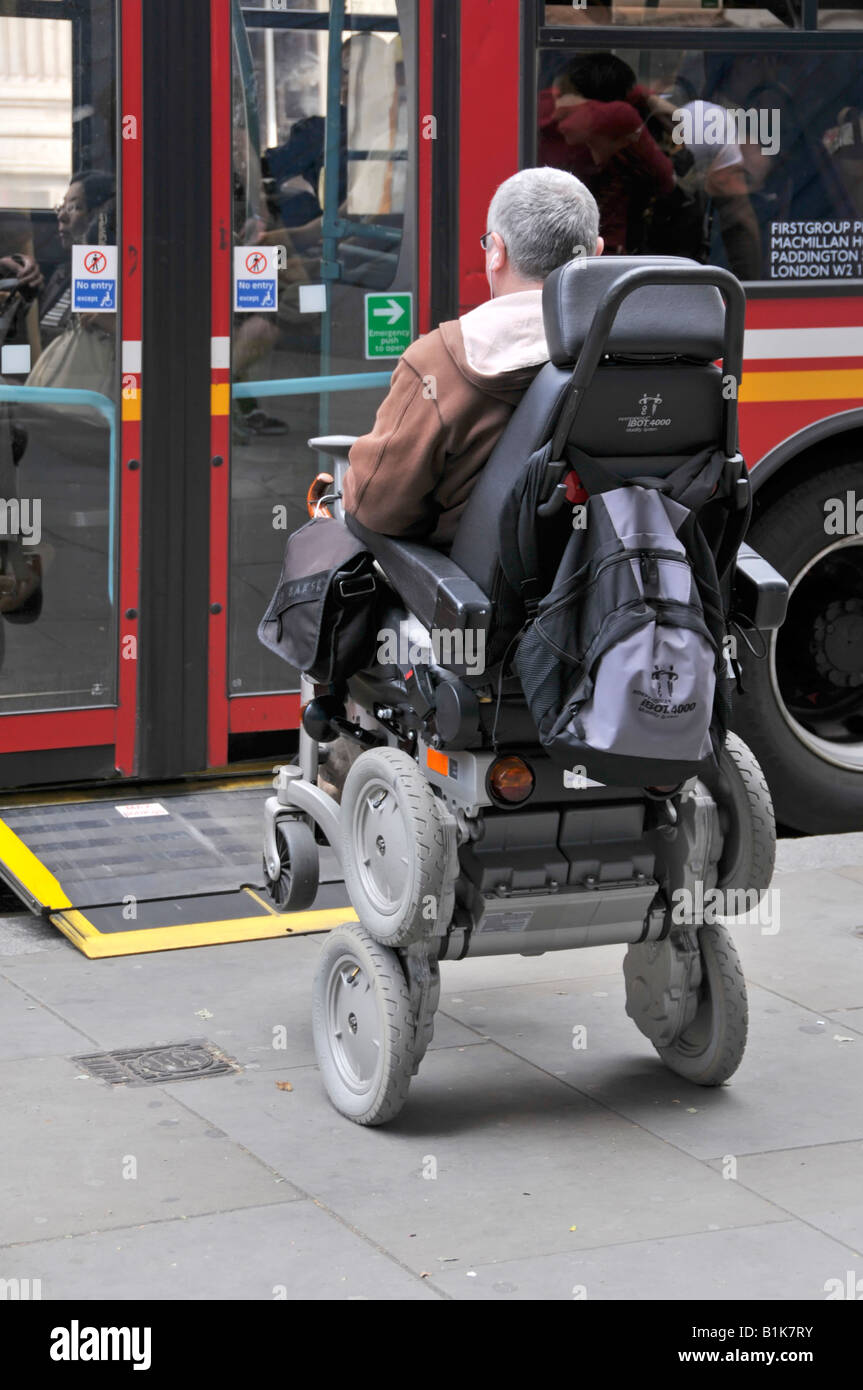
732, 543, 788, 631
345, 515, 492, 639
307, 435, 357, 466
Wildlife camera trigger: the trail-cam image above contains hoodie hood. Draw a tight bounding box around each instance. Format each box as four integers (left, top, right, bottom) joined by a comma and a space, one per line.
439, 289, 549, 400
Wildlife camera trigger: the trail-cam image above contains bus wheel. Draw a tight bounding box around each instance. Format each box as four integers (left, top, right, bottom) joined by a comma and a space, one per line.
733, 461, 863, 833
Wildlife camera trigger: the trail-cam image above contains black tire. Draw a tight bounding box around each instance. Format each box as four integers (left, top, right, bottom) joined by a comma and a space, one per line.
656, 922, 748, 1086
312, 922, 414, 1125
732, 462, 863, 832
341, 746, 453, 947
714, 731, 775, 906
263, 818, 319, 911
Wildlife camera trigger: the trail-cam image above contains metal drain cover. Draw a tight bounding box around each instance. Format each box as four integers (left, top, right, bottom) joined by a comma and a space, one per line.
73, 1039, 240, 1086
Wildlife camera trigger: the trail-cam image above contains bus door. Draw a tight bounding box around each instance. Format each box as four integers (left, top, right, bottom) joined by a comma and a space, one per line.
208, 0, 423, 767
0, 0, 140, 789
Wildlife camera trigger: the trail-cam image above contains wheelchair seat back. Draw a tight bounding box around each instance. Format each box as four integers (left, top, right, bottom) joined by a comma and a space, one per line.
449, 255, 731, 640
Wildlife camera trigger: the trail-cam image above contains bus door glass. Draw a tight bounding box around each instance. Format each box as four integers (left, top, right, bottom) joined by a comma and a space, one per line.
227, 0, 416, 712
0, 0, 119, 723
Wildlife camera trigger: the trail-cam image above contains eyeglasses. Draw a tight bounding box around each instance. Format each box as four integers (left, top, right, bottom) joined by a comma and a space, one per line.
54, 200, 86, 216
479, 231, 494, 251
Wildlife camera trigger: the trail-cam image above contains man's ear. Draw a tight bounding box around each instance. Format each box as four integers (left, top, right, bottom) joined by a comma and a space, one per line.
594, 236, 605, 257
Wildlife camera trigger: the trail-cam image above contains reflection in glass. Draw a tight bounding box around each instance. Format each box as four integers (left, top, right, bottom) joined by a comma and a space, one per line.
544, 1, 799, 29
229, 1, 411, 698
0, 2, 117, 714
538, 46, 863, 281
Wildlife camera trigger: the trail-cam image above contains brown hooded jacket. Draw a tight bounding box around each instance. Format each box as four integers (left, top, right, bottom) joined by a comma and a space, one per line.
342, 289, 549, 547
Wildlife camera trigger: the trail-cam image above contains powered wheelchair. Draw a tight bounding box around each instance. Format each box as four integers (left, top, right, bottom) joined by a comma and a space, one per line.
260, 256, 789, 1126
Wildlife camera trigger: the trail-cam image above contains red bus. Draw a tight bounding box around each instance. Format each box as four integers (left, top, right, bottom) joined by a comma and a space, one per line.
0, 0, 860, 837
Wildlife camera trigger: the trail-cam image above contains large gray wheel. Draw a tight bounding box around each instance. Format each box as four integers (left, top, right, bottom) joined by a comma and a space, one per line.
341, 746, 453, 947
312, 923, 414, 1125
656, 922, 749, 1086
714, 731, 776, 907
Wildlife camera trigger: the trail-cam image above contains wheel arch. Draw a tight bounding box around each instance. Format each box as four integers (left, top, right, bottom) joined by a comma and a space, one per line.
749, 409, 863, 523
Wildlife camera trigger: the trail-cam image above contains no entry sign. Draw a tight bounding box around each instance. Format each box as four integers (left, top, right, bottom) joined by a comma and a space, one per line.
234, 245, 279, 311
72, 244, 118, 312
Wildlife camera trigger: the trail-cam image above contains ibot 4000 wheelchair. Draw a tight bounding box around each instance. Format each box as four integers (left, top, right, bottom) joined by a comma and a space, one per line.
260, 256, 789, 1126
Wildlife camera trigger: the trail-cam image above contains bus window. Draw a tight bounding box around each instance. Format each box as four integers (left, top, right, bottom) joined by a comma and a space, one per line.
818, 1, 863, 27
537, 46, 863, 281
544, 1, 801, 29
0, 1, 118, 715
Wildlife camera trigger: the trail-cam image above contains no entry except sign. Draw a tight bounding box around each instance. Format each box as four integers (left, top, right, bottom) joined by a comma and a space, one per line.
233, 246, 279, 311
71, 244, 118, 312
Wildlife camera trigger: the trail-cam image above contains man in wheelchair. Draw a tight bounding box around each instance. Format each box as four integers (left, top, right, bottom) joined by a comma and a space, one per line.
342, 167, 603, 548
259, 171, 790, 1128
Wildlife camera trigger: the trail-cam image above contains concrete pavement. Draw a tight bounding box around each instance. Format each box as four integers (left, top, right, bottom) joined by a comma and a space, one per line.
1, 833, 861, 1301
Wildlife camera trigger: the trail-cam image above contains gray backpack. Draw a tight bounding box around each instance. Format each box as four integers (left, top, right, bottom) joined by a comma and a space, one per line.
511, 447, 746, 786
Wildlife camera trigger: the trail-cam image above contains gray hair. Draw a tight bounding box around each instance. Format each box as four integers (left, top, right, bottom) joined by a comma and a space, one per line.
487, 167, 600, 281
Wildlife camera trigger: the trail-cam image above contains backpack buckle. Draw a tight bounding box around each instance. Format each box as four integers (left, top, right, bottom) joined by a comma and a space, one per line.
521, 577, 542, 616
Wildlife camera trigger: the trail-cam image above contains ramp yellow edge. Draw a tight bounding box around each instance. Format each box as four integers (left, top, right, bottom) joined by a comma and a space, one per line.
0, 818, 72, 911
50, 904, 358, 959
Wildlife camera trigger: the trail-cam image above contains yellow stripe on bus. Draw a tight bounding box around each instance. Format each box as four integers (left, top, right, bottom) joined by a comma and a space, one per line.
740, 369, 863, 403
0, 819, 72, 910
121, 388, 141, 421
211, 382, 231, 415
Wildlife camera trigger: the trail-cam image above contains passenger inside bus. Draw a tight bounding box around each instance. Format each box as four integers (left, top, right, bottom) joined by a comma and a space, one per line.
23, 171, 116, 397
539, 47, 863, 281
541, 53, 675, 257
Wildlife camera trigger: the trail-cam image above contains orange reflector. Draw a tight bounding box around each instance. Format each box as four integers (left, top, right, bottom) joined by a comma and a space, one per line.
426, 746, 449, 776
489, 755, 534, 804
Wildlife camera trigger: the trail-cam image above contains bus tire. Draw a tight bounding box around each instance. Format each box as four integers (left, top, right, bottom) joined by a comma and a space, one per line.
732, 461, 863, 833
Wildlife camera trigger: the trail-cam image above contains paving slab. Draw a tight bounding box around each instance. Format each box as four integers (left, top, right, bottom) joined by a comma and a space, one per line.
0, 975, 95, 1061
828, 1007, 863, 1036
0, 934, 479, 1069
775, 833, 863, 874
160, 1046, 783, 1273
0, 911, 66, 957
706, 1142, 863, 1253
437, 972, 863, 1160
0, 1202, 441, 1301
735, 869, 863, 1015
431, 1219, 854, 1301
0, 1055, 296, 1246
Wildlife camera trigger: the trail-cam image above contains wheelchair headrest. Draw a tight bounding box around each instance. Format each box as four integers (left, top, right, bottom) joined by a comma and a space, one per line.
543, 255, 726, 366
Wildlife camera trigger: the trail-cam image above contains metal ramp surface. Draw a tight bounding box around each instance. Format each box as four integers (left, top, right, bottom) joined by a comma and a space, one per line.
0, 782, 354, 957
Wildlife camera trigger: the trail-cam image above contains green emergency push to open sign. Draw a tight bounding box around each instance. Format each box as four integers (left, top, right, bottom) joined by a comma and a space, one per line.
364, 292, 413, 359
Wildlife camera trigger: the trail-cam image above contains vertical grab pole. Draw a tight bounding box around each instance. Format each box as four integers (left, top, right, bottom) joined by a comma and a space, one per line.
319, 0, 346, 438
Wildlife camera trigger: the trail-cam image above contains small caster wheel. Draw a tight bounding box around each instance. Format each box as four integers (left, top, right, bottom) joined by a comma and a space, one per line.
312, 923, 414, 1126
263, 818, 319, 911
